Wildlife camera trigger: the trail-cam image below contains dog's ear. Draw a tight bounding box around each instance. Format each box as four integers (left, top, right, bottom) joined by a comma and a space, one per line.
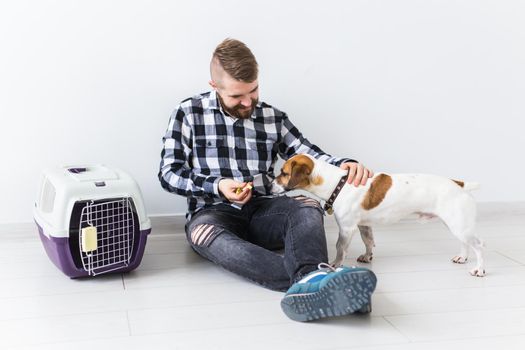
287, 162, 312, 189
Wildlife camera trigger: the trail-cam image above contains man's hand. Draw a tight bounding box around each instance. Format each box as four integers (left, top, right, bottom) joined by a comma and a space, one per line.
218, 179, 253, 204
340, 162, 374, 187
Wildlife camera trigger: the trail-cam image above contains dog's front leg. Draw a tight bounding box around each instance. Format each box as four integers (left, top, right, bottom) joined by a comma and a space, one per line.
331, 225, 359, 267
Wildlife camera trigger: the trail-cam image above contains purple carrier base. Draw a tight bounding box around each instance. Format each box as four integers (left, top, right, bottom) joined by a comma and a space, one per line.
35, 221, 151, 278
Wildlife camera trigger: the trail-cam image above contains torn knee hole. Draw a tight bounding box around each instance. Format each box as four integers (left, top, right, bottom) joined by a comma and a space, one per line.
190, 224, 221, 247
292, 195, 322, 209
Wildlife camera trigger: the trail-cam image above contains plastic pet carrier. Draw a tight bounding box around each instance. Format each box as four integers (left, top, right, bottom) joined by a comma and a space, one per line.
34, 165, 151, 278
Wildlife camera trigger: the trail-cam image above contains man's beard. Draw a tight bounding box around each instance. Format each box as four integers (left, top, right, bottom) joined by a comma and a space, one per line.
217, 94, 258, 119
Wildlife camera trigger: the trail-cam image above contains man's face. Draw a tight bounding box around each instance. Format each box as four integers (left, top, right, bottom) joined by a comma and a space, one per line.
211, 75, 259, 119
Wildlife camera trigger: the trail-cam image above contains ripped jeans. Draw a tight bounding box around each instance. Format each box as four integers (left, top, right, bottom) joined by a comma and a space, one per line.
185, 195, 328, 292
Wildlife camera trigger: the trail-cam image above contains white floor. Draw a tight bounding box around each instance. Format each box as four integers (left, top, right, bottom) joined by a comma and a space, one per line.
2, 202, 525, 350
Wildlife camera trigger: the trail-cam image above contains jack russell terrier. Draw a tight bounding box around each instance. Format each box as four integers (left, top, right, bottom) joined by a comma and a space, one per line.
271, 154, 485, 277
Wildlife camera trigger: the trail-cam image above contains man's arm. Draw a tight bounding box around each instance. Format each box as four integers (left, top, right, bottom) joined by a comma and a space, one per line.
158, 107, 222, 198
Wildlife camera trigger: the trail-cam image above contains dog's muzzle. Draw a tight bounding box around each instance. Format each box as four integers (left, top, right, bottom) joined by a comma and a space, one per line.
270, 181, 287, 194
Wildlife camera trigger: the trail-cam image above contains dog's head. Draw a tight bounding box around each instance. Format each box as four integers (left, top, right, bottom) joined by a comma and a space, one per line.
271, 154, 320, 194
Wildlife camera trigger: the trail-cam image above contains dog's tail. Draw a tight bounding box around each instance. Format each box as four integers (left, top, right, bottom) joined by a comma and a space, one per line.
453, 179, 481, 192
464, 182, 481, 191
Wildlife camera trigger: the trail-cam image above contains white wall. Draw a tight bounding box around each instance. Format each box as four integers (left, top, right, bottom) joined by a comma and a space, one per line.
1, 0, 524, 224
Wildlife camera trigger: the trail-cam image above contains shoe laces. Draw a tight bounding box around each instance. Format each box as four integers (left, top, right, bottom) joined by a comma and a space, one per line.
317, 262, 337, 272
318, 262, 358, 272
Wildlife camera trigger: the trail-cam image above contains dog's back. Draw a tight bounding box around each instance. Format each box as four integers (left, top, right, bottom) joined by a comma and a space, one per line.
350, 173, 478, 225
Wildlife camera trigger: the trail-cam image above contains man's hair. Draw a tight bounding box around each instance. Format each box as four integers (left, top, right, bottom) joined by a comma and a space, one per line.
212, 38, 258, 82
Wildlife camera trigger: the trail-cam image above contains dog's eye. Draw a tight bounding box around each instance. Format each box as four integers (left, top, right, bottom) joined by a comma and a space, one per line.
281, 172, 288, 177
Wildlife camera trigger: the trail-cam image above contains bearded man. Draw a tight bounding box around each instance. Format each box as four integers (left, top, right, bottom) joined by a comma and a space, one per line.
159, 38, 377, 321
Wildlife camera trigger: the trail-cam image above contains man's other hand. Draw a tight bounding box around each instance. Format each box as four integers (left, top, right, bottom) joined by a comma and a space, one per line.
218, 179, 253, 204
340, 162, 374, 187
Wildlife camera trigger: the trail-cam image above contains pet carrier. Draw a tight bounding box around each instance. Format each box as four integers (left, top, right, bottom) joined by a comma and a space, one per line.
34, 165, 151, 278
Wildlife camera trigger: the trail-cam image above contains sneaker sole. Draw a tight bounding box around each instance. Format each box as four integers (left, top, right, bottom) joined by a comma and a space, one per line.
281, 269, 377, 322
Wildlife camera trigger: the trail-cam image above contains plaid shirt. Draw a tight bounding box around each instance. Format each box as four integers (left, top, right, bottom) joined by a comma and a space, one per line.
159, 90, 357, 218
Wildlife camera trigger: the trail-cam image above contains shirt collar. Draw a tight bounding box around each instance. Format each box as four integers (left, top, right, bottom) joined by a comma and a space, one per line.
208, 90, 221, 111
208, 90, 262, 120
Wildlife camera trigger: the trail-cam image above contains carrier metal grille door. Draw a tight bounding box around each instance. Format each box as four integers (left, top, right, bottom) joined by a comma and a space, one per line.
78, 198, 135, 275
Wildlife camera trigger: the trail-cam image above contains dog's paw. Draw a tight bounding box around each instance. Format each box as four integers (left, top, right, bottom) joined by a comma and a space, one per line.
329, 260, 343, 268
470, 268, 486, 277
452, 256, 468, 264
357, 254, 373, 263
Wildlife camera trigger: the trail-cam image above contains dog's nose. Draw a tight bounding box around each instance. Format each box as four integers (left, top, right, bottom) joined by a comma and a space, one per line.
270, 181, 285, 194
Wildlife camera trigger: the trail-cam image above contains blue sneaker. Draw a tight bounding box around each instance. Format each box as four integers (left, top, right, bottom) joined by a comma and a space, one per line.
281, 263, 377, 322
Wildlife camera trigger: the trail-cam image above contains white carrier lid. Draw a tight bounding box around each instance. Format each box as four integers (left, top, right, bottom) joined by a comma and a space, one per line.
66, 165, 119, 182
34, 164, 151, 238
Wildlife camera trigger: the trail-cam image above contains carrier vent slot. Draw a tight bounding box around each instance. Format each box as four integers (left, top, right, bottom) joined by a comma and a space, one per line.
40, 178, 56, 213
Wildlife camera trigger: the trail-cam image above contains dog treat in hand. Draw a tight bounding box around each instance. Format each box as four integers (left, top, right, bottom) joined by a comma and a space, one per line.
235, 183, 253, 195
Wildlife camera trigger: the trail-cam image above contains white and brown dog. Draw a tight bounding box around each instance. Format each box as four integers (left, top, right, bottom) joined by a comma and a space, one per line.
271, 154, 485, 277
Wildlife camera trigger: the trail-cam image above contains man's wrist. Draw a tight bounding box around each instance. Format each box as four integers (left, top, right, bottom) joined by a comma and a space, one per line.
213, 177, 224, 198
